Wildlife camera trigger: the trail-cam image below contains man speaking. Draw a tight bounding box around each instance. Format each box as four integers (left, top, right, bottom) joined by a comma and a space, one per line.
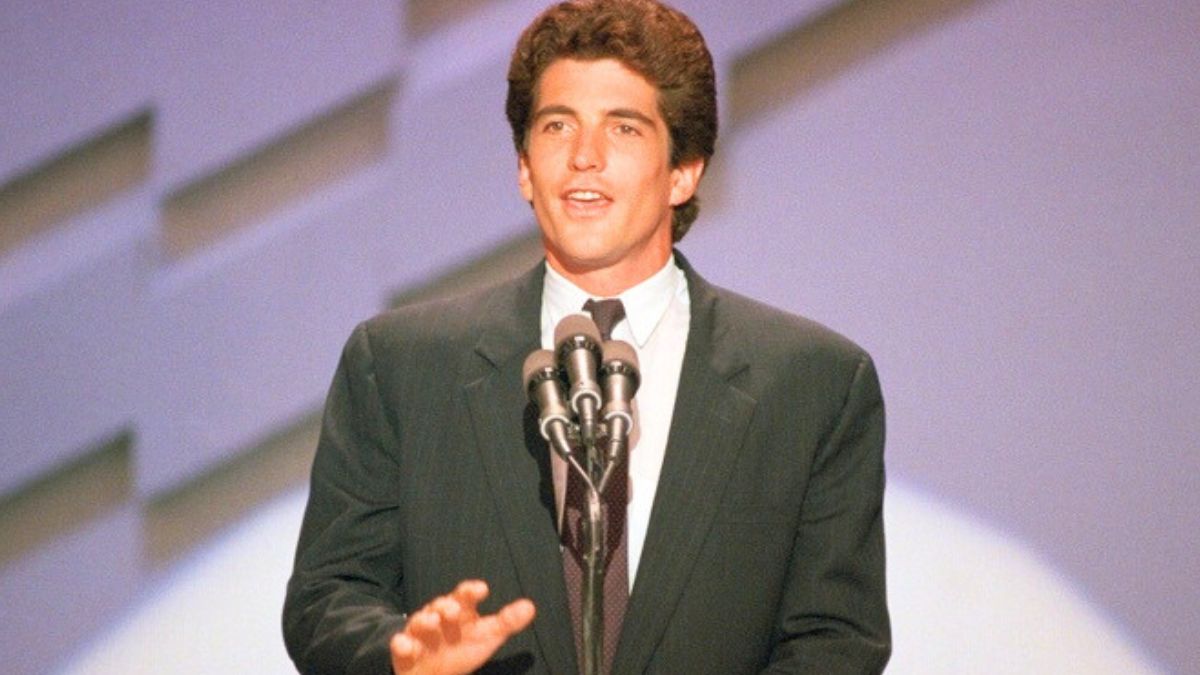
283, 1, 890, 673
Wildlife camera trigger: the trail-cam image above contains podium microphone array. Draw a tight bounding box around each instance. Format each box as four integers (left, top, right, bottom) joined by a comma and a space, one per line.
523, 314, 640, 489
522, 312, 641, 675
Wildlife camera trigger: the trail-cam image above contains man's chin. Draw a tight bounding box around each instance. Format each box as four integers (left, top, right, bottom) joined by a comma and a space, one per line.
548, 251, 618, 276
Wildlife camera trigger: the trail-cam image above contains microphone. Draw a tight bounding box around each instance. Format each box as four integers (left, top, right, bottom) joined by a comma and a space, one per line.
522, 350, 573, 459
554, 314, 603, 447
599, 340, 640, 463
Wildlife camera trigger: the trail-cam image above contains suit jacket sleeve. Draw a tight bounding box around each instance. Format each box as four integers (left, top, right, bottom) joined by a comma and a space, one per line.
765, 353, 890, 673
283, 322, 408, 675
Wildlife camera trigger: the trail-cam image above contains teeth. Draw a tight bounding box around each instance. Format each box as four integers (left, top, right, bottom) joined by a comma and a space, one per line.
568, 191, 603, 201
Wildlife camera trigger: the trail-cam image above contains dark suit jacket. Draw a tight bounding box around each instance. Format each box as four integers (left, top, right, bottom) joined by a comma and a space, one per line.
283, 255, 890, 674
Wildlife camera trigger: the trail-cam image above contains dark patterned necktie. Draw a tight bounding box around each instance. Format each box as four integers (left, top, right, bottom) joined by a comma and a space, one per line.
583, 298, 626, 342
560, 298, 628, 674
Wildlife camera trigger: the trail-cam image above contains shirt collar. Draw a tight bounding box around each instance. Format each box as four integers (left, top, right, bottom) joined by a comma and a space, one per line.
541, 255, 685, 348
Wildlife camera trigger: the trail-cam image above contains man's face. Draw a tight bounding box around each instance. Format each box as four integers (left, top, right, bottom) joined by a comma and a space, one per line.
518, 58, 703, 291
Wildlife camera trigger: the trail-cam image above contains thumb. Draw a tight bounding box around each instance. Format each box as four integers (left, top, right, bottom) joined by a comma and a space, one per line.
482, 598, 536, 639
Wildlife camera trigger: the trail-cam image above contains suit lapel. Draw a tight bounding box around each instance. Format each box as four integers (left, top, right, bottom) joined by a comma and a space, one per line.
613, 258, 758, 674
463, 264, 579, 675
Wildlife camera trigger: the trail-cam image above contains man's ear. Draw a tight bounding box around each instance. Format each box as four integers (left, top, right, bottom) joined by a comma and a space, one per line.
517, 153, 533, 203
669, 157, 706, 206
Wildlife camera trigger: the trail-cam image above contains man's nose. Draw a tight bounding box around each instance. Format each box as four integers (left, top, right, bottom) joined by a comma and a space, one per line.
570, 127, 605, 171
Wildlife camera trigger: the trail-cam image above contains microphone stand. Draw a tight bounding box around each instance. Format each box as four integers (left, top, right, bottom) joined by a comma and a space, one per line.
529, 325, 638, 675
559, 424, 616, 675
583, 436, 605, 675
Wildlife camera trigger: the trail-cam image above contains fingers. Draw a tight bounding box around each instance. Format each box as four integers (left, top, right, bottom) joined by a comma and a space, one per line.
444, 580, 535, 635
404, 606, 445, 651
501, 598, 536, 632
450, 579, 490, 615
429, 595, 465, 642
479, 598, 537, 638
390, 631, 424, 671
390, 581, 536, 675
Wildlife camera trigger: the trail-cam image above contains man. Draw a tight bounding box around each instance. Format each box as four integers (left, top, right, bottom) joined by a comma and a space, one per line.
283, 1, 889, 673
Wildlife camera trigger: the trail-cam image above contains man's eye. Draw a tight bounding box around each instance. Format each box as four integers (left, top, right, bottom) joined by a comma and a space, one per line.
543, 120, 566, 133
616, 124, 640, 136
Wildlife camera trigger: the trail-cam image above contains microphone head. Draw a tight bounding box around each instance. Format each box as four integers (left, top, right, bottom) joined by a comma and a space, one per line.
523, 349, 572, 443
600, 340, 639, 370
554, 314, 603, 440
600, 339, 640, 399
522, 349, 559, 391
554, 313, 602, 352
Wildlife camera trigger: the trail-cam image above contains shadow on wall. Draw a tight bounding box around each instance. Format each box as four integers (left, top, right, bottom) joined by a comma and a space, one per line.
728, 0, 988, 129
55, 481, 1163, 674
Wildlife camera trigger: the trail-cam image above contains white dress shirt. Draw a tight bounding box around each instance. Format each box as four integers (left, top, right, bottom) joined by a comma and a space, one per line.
540, 256, 690, 588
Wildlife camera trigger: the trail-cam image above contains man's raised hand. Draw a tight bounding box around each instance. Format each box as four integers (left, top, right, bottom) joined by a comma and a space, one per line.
390, 580, 536, 675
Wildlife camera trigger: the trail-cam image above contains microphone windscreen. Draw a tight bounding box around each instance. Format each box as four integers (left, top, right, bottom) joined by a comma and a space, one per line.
554, 313, 601, 348
601, 340, 639, 369
522, 349, 558, 387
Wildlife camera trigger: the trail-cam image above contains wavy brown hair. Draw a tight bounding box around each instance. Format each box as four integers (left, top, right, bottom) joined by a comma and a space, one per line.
506, 0, 717, 241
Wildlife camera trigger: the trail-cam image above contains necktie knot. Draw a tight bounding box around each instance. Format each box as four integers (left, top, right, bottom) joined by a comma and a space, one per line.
584, 298, 626, 341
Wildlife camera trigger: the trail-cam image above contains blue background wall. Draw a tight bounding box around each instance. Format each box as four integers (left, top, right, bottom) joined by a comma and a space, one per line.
2, 1, 1196, 672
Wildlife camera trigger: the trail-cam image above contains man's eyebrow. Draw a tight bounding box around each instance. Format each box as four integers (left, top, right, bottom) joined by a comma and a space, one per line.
530, 105, 657, 127
607, 108, 656, 127
532, 104, 576, 121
